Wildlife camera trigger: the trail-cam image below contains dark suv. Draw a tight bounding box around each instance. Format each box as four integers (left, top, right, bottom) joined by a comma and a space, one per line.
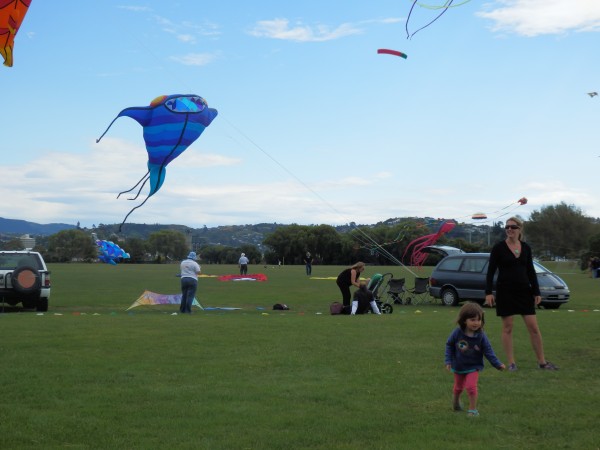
429, 252, 570, 309
0, 251, 51, 311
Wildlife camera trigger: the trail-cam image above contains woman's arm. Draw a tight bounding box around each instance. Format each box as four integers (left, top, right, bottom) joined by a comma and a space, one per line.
350, 269, 361, 287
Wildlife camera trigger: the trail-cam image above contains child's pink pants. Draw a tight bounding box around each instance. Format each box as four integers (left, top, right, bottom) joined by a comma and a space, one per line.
453, 371, 479, 396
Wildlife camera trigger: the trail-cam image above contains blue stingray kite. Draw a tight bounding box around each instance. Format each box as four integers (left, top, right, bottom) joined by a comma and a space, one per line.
96, 94, 218, 230
96, 240, 130, 265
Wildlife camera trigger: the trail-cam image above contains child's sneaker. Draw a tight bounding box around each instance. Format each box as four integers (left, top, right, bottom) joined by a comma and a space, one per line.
508, 363, 518, 372
538, 361, 558, 370
453, 403, 463, 412
467, 409, 479, 417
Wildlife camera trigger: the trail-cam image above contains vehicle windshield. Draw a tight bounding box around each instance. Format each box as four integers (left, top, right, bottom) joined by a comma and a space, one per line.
533, 261, 550, 274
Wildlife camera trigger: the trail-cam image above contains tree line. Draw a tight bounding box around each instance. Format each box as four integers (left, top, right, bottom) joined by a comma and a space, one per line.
2, 203, 599, 267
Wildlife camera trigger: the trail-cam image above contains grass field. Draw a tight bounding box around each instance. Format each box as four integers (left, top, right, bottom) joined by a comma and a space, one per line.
1, 262, 598, 449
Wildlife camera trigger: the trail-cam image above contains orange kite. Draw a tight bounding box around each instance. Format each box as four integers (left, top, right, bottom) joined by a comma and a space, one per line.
0, 0, 32, 67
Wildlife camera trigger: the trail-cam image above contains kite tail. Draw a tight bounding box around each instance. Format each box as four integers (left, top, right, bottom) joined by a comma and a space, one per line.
96, 116, 121, 143
116, 171, 150, 199
407, 0, 454, 39
118, 195, 152, 232
127, 176, 151, 201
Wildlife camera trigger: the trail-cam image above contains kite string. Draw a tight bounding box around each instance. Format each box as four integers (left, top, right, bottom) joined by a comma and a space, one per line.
406, 0, 455, 39
121, 20, 418, 276
220, 116, 417, 276
417, 0, 470, 10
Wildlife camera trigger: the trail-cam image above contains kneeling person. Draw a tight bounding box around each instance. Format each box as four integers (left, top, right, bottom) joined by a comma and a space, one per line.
351, 282, 381, 315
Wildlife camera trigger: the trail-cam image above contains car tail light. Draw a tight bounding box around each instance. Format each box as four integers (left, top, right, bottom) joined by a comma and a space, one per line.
44, 273, 51, 288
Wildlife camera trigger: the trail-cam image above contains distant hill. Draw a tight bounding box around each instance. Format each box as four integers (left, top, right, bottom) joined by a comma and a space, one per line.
0, 218, 285, 249
0, 217, 77, 236
93, 222, 285, 249
0, 217, 470, 250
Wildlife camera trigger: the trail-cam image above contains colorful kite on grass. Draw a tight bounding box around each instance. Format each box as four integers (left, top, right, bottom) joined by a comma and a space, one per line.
96, 94, 218, 230
96, 240, 130, 265
127, 290, 202, 310
402, 220, 456, 267
0, 0, 32, 67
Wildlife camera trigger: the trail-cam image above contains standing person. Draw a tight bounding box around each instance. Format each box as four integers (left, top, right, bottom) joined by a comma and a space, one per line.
304, 252, 313, 276
592, 257, 600, 279
238, 253, 249, 275
336, 262, 367, 307
445, 303, 505, 417
180, 251, 201, 314
485, 217, 558, 371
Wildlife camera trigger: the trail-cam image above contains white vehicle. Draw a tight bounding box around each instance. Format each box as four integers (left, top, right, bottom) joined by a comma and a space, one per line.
0, 251, 51, 311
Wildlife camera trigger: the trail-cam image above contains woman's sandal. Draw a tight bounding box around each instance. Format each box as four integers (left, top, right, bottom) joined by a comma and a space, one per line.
467, 409, 479, 417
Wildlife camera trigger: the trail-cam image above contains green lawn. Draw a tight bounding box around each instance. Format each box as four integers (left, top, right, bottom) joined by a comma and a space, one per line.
0, 263, 598, 449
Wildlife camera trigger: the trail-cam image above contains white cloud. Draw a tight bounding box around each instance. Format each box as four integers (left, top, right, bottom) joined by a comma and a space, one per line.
169, 52, 217, 66
118, 6, 153, 13
478, 0, 600, 36
0, 138, 245, 227
248, 18, 363, 42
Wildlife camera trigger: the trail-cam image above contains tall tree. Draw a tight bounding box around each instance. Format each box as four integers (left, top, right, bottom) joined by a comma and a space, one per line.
526, 203, 595, 258
147, 230, 188, 262
124, 237, 147, 263
47, 229, 97, 262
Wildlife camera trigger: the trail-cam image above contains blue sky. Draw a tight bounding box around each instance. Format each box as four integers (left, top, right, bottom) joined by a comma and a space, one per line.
2, 1, 599, 229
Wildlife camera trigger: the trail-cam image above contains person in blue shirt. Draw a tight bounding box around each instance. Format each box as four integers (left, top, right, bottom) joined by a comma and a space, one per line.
445, 302, 505, 417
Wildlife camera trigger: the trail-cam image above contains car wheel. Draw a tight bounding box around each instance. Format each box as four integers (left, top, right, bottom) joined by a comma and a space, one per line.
380, 303, 393, 314
11, 266, 42, 294
441, 288, 459, 306
36, 298, 49, 312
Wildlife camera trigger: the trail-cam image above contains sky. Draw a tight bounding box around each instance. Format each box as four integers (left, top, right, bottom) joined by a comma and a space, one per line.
2, 1, 599, 230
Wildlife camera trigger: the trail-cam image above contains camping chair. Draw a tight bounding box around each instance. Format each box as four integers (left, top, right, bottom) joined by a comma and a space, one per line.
383, 277, 408, 305
405, 277, 432, 305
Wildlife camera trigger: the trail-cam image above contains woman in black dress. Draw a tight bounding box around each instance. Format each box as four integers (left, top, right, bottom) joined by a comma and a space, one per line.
336, 262, 366, 307
485, 217, 557, 371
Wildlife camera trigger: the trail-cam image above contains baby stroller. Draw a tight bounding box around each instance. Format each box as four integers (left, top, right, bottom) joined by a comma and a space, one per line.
367, 273, 394, 314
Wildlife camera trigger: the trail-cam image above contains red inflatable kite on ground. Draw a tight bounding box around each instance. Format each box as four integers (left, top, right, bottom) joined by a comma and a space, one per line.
0, 0, 32, 67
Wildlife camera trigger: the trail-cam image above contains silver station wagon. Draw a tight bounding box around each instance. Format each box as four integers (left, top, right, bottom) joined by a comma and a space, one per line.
427, 250, 570, 309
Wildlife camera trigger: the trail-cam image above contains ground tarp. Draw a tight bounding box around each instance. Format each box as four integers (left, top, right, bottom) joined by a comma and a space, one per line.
126, 290, 203, 311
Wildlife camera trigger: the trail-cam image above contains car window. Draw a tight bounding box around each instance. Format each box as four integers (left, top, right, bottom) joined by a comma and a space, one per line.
438, 257, 463, 271
460, 258, 488, 273
0, 254, 42, 270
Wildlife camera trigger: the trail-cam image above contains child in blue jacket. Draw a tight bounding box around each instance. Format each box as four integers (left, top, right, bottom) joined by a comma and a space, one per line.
445, 302, 505, 417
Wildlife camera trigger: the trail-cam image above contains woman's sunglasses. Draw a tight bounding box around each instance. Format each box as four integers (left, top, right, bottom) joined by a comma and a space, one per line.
505, 225, 520, 230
